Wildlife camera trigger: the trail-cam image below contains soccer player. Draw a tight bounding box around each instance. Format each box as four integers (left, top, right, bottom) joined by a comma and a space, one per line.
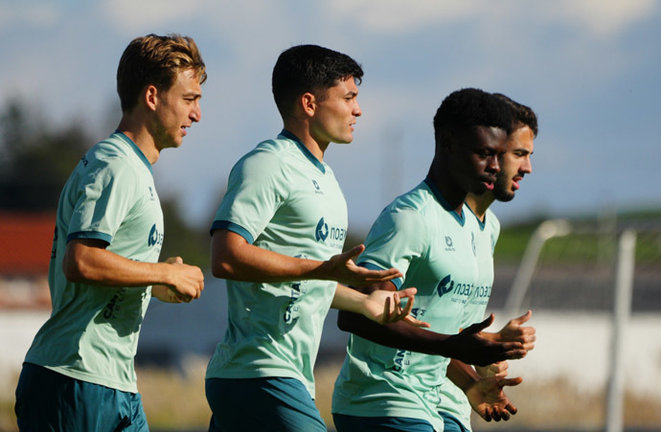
204, 44, 425, 432
14, 34, 207, 431
332, 88, 530, 432
437, 93, 539, 431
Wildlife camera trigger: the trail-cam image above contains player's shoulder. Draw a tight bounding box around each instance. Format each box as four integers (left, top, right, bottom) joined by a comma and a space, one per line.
79, 135, 148, 185
390, 181, 442, 214
237, 136, 294, 167
378, 183, 435, 227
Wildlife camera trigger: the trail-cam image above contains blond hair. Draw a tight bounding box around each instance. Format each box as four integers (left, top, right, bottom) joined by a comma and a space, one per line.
117, 33, 207, 112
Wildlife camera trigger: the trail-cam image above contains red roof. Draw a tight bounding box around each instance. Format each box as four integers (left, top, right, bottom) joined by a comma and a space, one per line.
0, 212, 55, 275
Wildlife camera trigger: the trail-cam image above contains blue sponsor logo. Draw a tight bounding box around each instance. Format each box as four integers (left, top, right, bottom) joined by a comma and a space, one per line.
471, 232, 476, 256
148, 224, 163, 247
315, 217, 346, 243
436, 274, 455, 297
315, 218, 329, 241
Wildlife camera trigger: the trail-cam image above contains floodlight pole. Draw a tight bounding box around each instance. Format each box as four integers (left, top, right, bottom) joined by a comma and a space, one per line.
606, 229, 636, 432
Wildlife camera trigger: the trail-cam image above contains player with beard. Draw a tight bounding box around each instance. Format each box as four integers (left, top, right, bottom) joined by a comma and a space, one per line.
437, 93, 539, 432
331, 88, 532, 432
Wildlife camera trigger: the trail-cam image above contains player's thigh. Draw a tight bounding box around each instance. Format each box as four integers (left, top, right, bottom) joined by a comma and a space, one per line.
206, 377, 326, 432
15, 362, 146, 432
333, 413, 434, 432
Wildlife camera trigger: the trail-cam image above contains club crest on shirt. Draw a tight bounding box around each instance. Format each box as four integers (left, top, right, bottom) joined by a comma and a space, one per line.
312, 179, 323, 195
444, 236, 455, 252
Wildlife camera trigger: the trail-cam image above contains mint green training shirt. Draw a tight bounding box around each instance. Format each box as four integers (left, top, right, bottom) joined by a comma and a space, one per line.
436, 205, 500, 430
24, 132, 163, 393
206, 130, 348, 398
332, 179, 481, 431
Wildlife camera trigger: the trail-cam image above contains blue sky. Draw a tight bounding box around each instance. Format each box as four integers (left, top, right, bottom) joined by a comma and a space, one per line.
1, 0, 659, 233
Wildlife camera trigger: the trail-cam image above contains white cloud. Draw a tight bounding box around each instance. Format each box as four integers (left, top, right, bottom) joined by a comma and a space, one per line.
545, 0, 657, 37
0, 2, 60, 29
98, 0, 209, 32
326, 0, 657, 39
326, 0, 483, 33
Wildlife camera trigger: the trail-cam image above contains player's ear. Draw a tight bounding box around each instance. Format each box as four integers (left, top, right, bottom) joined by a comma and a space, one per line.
300, 92, 316, 118
144, 85, 158, 112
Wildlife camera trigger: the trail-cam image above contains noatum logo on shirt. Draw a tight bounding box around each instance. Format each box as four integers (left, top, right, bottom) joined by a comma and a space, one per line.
148, 224, 163, 247
315, 217, 346, 244
436, 274, 473, 299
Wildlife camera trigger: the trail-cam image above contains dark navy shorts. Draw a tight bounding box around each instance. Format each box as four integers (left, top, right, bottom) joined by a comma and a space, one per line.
15, 362, 148, 432
438, 411, 470, 432
332, 412, 435, 431
206, 376, 327, 432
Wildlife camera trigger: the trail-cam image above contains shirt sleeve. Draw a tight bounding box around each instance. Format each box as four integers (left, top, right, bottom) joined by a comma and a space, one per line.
358, 207, 427, 290
211, 147, 288, 244
67, 157, 138, 244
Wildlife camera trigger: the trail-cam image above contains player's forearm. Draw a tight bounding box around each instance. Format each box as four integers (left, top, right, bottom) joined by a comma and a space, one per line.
211, 230, 325, 283
337, 309, 449, 354
331, 284, 369, 313
447, 359, 480, 392
63, 240, 173, 287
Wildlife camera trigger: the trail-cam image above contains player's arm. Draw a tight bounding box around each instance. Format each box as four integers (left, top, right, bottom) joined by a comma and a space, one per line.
211, 229, 401, 286
447, 359, 521, 422
337, 282, 526, 366
331, 283, 427, 326
63, 239, 204, 301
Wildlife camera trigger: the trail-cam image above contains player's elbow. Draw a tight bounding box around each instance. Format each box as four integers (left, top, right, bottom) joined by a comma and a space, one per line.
62, 252, 91, 283
211, 258, 236, 279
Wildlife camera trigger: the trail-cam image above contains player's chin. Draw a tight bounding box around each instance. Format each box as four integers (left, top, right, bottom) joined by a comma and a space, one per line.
335, 135, 354, 145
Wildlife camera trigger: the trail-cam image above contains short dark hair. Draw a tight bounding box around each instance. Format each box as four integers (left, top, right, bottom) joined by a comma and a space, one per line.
272, 44, 363, 117
117, 33, 206, 113
433, 88, 514, 150
492, 93, 538, 137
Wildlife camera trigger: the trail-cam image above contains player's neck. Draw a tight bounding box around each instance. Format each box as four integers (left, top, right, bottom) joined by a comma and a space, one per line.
464, 192, 495, 221
282, 121, 327, 162
116, 116, 160, 165
427, 161, 466, 215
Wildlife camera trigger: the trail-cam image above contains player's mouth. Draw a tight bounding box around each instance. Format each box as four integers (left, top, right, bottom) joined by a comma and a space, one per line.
181, 125, 189, 136
481, 176, 496, 191
512, 175, 524, 190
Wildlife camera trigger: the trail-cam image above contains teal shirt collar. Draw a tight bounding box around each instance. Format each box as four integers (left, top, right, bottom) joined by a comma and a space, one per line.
423, 177, 465, 226
279, 129, 326, 174
114, 130, 153, 173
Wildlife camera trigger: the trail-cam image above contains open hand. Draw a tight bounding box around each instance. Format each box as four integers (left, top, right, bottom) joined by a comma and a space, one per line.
443, 314, 526, 366
497, 310, 536, 351
323, 245, 402, 287
363, 287, 430, 328
466, 375, 522, 422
